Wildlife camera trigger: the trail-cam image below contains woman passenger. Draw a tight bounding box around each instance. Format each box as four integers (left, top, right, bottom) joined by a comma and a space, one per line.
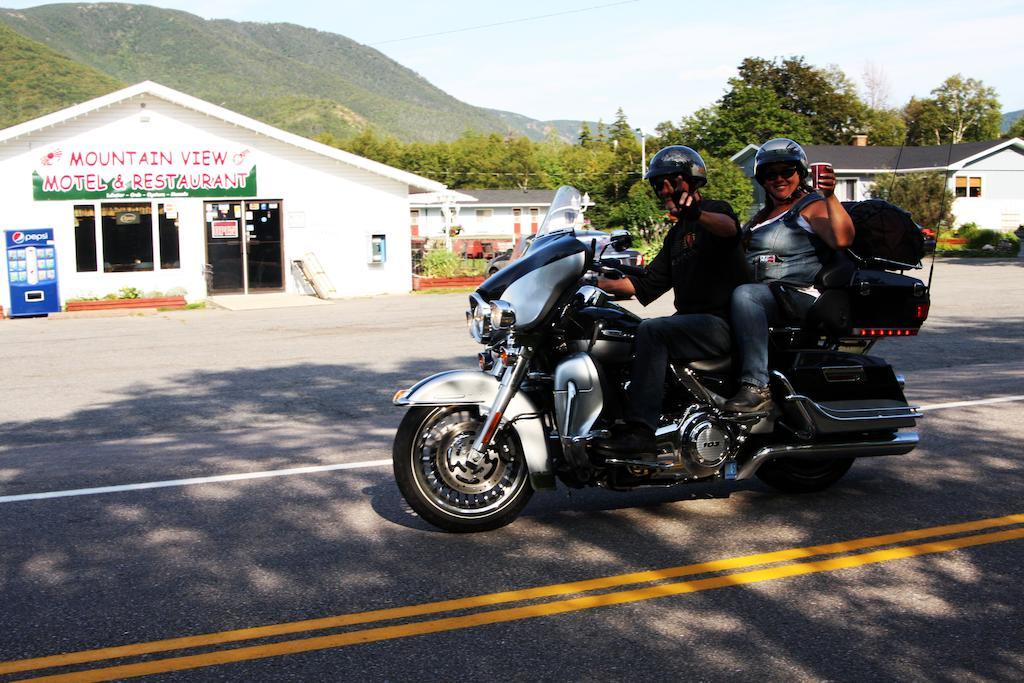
724, 138, 855, 413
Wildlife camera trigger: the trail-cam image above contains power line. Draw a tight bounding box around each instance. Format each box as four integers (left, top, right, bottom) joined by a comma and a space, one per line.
370, 1, 640, 46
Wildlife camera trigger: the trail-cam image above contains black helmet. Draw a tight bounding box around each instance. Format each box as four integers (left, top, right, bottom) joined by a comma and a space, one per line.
644, 145, 707, 189
753, 138, 809, 182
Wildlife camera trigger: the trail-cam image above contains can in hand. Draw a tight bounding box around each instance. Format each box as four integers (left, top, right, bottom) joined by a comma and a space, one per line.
809, 162, 833, 191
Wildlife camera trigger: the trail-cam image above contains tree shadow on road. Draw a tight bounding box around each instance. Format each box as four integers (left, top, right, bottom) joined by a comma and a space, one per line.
0, 358, 1021, 680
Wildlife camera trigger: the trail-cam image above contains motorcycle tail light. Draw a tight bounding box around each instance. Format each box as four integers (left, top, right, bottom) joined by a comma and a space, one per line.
914, 303, 930, 321
853, 328, 920, 337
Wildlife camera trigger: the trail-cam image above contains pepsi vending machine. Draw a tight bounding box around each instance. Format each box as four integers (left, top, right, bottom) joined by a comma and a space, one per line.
5, 229, 61, 317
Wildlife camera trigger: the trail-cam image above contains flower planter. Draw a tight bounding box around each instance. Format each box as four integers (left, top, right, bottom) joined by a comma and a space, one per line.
65, 296, 188, 312
412, 275, 485, 291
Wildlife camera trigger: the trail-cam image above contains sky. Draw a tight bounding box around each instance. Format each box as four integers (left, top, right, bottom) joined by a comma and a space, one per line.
3, 0, 1022, 132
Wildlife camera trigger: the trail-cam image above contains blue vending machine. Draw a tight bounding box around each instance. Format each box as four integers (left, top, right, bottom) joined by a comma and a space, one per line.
5, 229, 61, 317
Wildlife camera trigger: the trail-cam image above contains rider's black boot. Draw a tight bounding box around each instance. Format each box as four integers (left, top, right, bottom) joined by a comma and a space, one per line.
724, 383, 773, 413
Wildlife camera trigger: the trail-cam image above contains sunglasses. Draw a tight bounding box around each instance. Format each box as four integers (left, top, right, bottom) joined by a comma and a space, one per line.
758, 165, 799, 182
649, 174, 693, 192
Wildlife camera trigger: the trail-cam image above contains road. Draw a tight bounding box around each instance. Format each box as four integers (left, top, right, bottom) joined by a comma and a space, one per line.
1, 258, 1022, 681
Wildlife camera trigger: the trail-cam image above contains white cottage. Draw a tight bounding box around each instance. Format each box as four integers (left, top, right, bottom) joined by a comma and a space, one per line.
0, 81, 445, 311
731, 138, 1024, 230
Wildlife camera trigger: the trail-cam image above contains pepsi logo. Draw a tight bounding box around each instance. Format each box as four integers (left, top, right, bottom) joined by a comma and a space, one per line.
10, 231, 48, 245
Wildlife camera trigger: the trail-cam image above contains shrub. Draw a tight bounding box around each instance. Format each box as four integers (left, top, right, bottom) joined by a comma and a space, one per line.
117, 286, 142, 299
953, 222, 981, 240
421, 249, 460, 278
965, 228, 1000, 250
455, 259, 488, 277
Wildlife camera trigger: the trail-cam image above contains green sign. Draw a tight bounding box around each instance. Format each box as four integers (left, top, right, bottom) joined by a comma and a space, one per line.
32, 167, 258, 201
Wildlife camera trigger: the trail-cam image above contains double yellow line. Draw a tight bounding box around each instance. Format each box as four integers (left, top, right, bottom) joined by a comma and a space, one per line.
4, 513, 1024, 682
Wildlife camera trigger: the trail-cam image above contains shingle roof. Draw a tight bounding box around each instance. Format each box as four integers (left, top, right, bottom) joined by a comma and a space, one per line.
804, 141, 1003, 170
458, 189, 555, 205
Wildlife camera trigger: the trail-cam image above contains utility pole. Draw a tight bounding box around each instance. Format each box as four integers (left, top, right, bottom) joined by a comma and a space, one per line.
636, 128, 646, 175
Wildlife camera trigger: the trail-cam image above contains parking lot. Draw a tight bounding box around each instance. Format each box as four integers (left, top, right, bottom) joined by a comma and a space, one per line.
1, 258, 1022, 681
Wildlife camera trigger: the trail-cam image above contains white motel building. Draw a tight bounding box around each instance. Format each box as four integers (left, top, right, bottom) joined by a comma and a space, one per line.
0, 81, 447, 311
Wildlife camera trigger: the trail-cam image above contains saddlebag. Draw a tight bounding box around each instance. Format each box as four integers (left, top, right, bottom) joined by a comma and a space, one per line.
846, 270, 930, 337
776, 350, 919, 437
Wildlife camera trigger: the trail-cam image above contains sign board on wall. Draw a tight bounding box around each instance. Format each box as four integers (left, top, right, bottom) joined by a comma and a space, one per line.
32, 146, 258, 200
211, 220, 240, 238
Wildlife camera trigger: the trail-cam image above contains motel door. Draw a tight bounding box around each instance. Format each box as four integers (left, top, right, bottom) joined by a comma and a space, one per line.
205, 200, 283, 294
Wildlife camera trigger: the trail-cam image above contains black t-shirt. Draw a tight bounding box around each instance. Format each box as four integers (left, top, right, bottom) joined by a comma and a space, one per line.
626, 199, 747, 318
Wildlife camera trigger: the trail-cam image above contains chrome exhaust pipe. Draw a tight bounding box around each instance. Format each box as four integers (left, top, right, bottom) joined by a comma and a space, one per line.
736, 431, 919, 480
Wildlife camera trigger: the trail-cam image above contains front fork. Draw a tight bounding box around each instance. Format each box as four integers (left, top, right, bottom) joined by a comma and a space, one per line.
468, 347, 534, 461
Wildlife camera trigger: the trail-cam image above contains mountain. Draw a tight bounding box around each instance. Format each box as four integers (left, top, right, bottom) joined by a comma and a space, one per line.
0, 20, 122, 129
1002, 109, 1023, 133
0, 3, 585, 143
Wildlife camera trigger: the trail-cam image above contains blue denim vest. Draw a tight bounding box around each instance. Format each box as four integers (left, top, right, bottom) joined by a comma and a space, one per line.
744, 193, 825, 287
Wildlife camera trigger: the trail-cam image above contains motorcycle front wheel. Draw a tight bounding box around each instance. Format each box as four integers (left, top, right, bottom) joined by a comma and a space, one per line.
393, 406, 533, 532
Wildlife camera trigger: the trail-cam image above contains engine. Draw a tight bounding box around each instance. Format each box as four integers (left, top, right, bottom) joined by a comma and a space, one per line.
668, 410, 738, 478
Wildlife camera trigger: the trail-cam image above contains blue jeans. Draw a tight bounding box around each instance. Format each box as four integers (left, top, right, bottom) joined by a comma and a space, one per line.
730, 283, 781, 388
625, 314, 732, 431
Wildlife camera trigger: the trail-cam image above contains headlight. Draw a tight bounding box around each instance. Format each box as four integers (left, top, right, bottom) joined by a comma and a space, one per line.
489, 300, 516, 330
467, 293, 492, 343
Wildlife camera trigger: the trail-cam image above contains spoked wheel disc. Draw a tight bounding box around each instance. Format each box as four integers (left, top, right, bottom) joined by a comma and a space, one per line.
394, 406, 533, 532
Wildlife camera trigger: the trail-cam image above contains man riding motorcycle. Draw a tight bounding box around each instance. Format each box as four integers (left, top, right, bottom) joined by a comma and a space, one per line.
596, 146, 748, 455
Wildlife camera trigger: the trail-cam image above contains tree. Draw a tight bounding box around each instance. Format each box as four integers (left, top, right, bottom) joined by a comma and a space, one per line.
670, 83, 813, 157
859, 107, 907, 146
869, 172, 955, 230
734, 57, 866, 145
578, 121, 593, 147
860, 62, 892, 110
701, 151, 756, 219
1006, 116, 1024, 140
904, 75, 1001, 145
607, 180, 668, 260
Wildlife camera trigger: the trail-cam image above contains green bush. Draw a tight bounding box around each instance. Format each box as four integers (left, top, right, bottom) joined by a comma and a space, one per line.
455, 259, 488, 277
421, 249, 460, 278
117, 286, 142, 299
952, 222, 981, 240
965, 228, 1000, 249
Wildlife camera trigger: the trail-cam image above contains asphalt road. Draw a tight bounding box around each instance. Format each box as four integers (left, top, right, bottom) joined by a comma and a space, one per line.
1, 258, 1022, 681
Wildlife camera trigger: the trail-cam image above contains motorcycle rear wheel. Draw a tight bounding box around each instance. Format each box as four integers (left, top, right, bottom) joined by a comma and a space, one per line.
755, 457, 854, 494
393, 406, 533, 532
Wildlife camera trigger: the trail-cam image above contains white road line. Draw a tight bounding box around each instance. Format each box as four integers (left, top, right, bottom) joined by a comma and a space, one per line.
918, 395, 1024, 412
2, 395, 1024, 505
0, 459, 391, 504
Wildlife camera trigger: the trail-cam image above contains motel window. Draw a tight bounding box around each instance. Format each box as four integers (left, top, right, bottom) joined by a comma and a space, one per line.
475, 209, 493, 225
102, 203, 154, 272
74, 205, 98, 272
158, 204, 181, 269
955, 176, 982, 198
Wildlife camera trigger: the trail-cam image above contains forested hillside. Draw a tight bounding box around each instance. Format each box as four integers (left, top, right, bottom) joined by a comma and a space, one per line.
0, 21, 122, 129
0, 3, 583, 142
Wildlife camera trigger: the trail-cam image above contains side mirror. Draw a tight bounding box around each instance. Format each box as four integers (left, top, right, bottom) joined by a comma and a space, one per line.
609, 229, 632, 251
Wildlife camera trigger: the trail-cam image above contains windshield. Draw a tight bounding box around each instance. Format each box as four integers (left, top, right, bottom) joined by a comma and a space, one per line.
536, 186, 584, 236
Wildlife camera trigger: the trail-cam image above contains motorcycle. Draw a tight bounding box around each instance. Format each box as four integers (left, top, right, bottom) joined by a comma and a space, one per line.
392, 186, 929, 532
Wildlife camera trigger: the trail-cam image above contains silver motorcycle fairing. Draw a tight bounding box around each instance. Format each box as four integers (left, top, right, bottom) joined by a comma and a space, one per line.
553, 353, 603, 438
501, 251, 586, 332
394, 369, 555, 490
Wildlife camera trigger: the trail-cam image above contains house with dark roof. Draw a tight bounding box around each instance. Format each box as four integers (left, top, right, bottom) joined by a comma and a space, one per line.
408, 189, 563, 246
731, 138, 1024, 230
